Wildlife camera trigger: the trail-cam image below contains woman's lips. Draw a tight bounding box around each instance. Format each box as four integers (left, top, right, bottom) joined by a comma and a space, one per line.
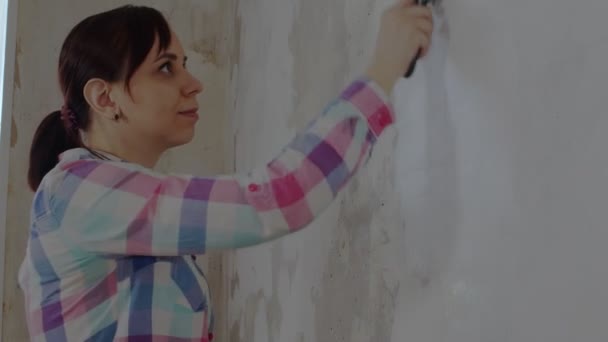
178, 108, 199, 119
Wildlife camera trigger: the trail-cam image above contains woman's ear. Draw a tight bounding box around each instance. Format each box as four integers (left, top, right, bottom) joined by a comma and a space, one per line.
83, 78, 120, 120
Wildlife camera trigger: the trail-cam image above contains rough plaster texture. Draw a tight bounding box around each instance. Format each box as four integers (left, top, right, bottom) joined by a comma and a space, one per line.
225, 1, 402, 341
226, 0, 608, 341
2, 1, 238, 340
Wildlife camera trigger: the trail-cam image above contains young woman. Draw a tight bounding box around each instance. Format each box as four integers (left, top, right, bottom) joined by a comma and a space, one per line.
18, 2, 432, 341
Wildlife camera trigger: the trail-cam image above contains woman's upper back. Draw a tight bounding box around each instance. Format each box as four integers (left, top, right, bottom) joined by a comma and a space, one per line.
20, 148, 217, 340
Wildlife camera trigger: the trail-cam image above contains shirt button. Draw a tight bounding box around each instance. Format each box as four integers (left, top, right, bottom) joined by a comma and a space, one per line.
248, 183, 259, 192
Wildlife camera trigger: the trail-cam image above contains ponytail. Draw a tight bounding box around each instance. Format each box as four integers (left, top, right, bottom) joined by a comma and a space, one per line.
28, 110, 82, 191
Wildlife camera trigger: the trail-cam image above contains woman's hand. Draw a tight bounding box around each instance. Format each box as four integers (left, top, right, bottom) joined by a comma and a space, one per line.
366, 0, 433, 94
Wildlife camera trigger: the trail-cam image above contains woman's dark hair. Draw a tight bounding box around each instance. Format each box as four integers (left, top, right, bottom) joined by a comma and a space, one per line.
27, 5, 171, 191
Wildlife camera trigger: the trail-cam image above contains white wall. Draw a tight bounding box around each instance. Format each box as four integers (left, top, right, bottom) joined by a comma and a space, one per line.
227, 0, 608, 341
391, 1, 608, 340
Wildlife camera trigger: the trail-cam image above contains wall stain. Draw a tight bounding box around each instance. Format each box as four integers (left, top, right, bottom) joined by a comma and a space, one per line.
311, 170, 399, 342
13, 38, 21, 89
241, 289, 264, 341
230, 268, 240, 299
312, 176, 374, 342
266, 244, 285, 342
286, 252, 298, 289
192, 37, 219, 67
10, 115, 18, 147
184, 6, 219, 67
231, 243, 289, 342
229, 319, 240, 342
370, 276, 400, 341
186, 0, 241, 70
230, 13, 242, 81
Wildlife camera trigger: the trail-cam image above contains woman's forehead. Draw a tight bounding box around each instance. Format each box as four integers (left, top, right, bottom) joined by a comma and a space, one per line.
150, 30, 185, 60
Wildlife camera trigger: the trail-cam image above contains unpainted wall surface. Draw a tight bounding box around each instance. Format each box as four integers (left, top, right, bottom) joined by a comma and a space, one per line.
226, 0, 608, 341
226, 0, 403, 341
2, 1, 237, 340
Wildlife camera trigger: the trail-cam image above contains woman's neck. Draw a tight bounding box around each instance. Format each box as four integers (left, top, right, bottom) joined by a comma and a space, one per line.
85, 133, 164, 168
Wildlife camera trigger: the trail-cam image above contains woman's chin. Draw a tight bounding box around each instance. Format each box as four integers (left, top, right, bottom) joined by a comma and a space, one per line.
167, 127, 196, 148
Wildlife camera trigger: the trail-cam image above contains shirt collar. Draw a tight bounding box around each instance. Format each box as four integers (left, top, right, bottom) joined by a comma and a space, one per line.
58, 147, 124, 162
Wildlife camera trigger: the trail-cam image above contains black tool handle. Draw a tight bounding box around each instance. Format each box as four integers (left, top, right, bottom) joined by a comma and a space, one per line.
404, 48, 422, 78
404, 0, 431, 78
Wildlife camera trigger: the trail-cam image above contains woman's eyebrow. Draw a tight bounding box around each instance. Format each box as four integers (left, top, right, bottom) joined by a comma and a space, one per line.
155, 52, 187, 63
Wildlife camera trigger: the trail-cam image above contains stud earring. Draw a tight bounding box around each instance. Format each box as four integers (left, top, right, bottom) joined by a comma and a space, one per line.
114, 113, 120, 121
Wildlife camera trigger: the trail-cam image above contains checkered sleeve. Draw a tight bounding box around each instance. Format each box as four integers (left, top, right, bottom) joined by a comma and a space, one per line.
51, 77, 394, 256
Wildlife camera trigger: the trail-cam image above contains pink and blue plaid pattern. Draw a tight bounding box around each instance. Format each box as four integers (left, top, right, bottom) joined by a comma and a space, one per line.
18, 76, 394, 341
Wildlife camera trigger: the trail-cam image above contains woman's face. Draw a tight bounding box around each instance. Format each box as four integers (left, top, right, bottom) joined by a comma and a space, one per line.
111, 30, 204, 151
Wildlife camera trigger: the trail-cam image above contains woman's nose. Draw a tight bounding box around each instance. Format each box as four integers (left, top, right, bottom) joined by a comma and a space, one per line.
183, 72, 203, 97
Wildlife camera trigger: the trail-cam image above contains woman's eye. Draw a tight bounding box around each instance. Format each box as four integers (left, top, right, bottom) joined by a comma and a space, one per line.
160, 62, 172, 74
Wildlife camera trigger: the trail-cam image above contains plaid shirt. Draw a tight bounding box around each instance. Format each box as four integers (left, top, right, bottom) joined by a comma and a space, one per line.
18, 76, 394, 341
